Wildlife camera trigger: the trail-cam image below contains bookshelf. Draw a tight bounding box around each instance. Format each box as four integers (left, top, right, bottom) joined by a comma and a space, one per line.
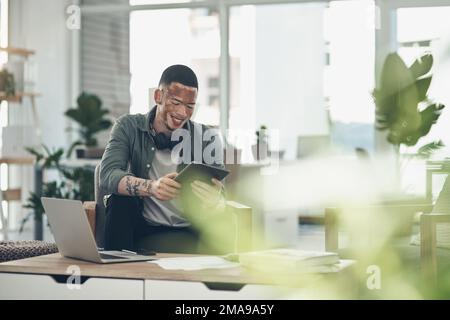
0, 91, 40, 103
0, 157, 35, 240
0, 47, 35, 57
0, 47, 40, 240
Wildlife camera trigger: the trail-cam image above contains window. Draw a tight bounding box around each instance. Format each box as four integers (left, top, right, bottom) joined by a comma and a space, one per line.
81, 11, 130, 121
397, 6, 450, 155
77, 0, 447, 164
228, 1, 376, 161
396, 6, 450, 197
129, 8, 220, 126
325, 0, 375, 154
81, 1, 131, 147
229, 3, 329, 161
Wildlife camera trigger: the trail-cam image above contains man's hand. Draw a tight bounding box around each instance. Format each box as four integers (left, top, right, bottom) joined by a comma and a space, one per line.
191, 178, 225, 208
151, 172, 181, 201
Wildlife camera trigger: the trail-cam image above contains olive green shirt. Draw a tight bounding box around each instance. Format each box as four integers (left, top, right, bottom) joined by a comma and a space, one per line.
99, 109, 225, 196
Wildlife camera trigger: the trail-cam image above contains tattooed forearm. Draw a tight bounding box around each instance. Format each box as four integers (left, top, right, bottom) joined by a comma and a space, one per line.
119, 176, 153, 197
125, 176, 134, 196
141, 179, 153, 196
132, 181, 140, 196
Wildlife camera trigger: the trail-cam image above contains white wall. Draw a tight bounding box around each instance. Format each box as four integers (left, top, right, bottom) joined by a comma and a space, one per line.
254, 3, 329, 160
9, 0, 73, 150
7, 0, 73, 230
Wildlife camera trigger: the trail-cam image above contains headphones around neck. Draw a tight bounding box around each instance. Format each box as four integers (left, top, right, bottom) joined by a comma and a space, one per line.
149, 106, 186, 151
153, 132, 181, 150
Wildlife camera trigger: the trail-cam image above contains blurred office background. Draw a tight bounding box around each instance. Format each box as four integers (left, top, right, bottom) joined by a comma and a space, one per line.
0, 0, 449, 247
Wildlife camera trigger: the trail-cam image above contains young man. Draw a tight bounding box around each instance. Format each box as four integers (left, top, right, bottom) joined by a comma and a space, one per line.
100, 65, 225, 252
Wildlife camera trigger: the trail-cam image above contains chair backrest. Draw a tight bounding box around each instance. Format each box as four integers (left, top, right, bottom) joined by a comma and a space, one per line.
94, 164, 107, 247
432, 174, 450, 214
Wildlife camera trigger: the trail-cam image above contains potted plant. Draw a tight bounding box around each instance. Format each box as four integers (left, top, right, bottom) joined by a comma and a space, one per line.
252, 125, 269, 161
22, 146, 70, 240
0, 68, 15, 96
65, 92, 112, 159
372, 52, 445, 236
223, 140, 242, 165
373, 52, 445, 153
22, 145, 95, 240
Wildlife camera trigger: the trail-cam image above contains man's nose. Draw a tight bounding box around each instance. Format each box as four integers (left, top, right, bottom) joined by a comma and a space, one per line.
176, 105, 188, 118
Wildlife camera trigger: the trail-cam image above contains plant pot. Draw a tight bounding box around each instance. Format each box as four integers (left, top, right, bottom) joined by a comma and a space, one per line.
84, 147, 105, 159
269, 150, 285, 160
252, 142, 269, 161
75, 148, 85, 159
224, 147, 242, 164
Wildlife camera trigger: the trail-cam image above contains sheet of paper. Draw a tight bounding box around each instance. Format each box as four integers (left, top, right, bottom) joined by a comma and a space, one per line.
148, 256, 240, 271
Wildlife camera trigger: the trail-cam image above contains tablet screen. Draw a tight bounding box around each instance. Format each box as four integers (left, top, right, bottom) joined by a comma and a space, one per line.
175, 162, 229, 185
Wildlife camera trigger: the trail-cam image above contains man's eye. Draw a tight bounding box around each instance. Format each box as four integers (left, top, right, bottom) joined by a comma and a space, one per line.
171, 100, 180, 105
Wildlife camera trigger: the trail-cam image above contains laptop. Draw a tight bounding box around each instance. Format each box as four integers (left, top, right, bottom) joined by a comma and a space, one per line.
41, 197, 156, 264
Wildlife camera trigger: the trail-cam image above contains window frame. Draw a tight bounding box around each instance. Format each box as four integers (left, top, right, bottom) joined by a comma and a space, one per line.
77, 0, 449, 148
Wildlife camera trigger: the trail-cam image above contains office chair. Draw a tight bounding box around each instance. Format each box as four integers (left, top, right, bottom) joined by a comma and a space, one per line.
83, 164, 253, 253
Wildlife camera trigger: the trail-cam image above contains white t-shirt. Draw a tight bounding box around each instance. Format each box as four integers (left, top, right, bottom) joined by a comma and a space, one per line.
142, 149, 190, 227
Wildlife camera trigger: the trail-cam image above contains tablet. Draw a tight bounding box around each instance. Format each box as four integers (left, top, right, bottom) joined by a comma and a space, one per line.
175, 162, 229, 185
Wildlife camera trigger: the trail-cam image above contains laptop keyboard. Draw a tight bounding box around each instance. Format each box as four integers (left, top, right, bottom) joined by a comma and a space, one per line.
100, 253, 126, 260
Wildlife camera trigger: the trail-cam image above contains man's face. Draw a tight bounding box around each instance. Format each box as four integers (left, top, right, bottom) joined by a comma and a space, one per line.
155, 82, 198, 131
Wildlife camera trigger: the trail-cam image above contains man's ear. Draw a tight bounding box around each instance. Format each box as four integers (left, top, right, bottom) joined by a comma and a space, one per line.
154, 88, 162, 104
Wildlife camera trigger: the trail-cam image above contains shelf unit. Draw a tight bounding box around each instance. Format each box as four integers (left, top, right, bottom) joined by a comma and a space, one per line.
0, 91, 40, 102
0, 46, 40, 240
0, 47, 35, 57
0, 157, 35, 239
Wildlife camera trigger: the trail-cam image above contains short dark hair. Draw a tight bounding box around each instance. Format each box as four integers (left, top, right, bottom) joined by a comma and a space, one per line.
158, 64, 198, 89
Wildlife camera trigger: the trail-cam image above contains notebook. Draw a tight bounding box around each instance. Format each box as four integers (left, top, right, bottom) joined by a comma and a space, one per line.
238, 248, 340, 273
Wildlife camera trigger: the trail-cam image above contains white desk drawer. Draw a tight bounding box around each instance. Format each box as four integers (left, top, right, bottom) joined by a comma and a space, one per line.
0, 273, 144, 300
145, 280, 285, 300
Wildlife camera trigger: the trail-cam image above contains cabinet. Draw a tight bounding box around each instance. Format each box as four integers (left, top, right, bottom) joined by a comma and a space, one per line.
0, 47, 40, 240
0, 273, 144, 300
144, 280, 284, 300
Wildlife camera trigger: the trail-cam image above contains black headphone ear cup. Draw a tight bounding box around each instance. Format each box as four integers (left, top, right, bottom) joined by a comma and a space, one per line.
154, 133, 171, 150
153, 132, 184, 150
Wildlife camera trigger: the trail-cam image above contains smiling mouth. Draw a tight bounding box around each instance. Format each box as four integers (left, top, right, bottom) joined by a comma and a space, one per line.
169, 114, 185, 127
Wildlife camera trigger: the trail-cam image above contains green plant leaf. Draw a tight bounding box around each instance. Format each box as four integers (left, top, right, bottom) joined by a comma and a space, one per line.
19, 212, 33, 233
415, 76, 432, 102
65, 92, 111, 148
416, 140, 445, 159
418, 103, 445, 137
43, 148, 64, 169
64, 109, 84, 124
409, 53, 433, 79
22, 144, 96, 232
379, 53, 415, 96
373, 52, 444, 149
25, 146, 44, 162
67, 140, 83, 158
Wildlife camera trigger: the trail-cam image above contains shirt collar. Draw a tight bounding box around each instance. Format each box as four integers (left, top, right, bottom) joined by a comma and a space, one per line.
136, 106, 156, 133
138, 105, 192, 134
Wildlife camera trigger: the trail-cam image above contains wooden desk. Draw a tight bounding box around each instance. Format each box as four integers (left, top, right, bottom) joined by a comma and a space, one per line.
0, 253, 355, 300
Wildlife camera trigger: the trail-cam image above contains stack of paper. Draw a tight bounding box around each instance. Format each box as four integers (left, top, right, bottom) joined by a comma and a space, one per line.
148, 256, 239, 271
238, 249, 340, 273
